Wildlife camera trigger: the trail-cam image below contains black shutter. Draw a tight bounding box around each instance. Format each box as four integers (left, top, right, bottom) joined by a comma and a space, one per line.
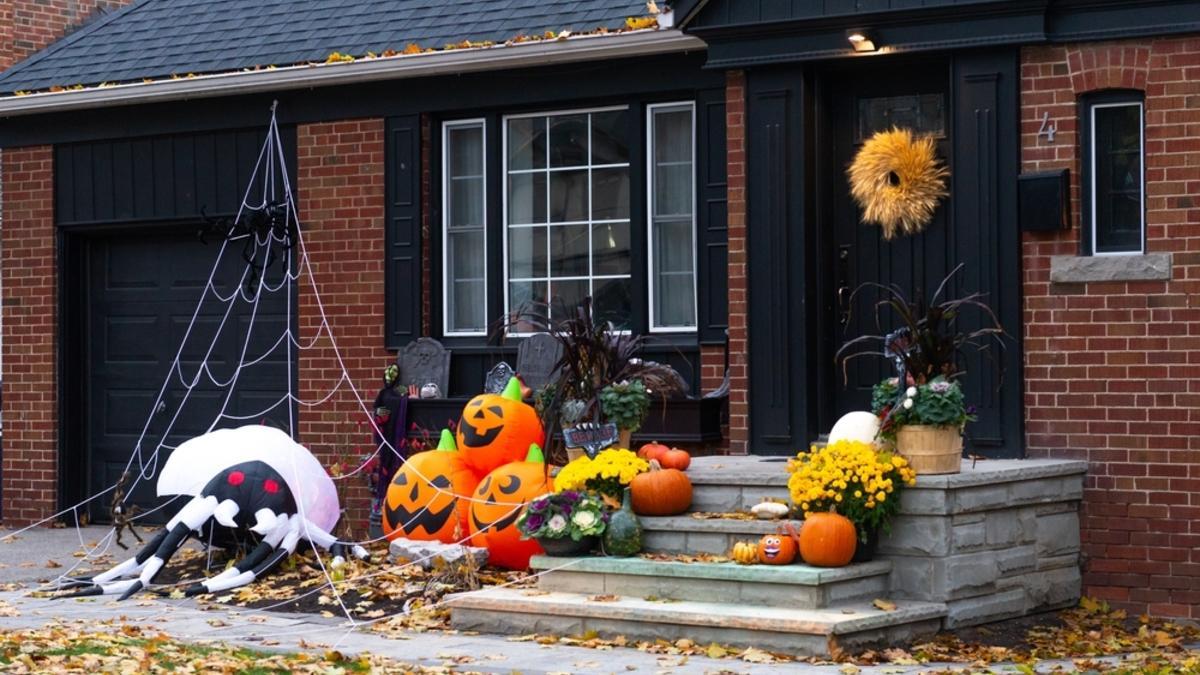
697, 87, 729, 344
385, 115, 422, 349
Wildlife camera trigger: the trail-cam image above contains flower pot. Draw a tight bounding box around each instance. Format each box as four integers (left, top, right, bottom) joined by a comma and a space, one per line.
618, 428, 633, 450
851, 525, 879, 563
536, 535, 598, 556
566, 446, 586, 463
895, 424, 963, 474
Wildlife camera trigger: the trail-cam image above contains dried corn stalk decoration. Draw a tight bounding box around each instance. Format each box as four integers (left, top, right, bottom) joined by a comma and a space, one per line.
847, 127, 949, 240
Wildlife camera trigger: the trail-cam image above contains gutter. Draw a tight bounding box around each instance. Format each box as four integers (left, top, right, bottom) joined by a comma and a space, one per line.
0, 30, 706, 118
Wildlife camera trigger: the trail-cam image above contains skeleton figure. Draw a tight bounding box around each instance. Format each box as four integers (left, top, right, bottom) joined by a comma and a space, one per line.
59, 425, 367, 600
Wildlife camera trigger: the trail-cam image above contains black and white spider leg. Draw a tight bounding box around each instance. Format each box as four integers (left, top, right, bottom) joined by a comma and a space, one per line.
299, 517, 368, 566
184, 512, 292, 596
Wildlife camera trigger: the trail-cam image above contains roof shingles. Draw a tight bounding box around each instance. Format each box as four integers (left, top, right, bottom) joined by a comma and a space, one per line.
0, 0, 650, 94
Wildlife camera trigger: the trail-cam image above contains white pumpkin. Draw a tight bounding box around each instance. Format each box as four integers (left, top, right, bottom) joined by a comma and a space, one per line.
750, 501, 790, 520
828, 411, 881, 445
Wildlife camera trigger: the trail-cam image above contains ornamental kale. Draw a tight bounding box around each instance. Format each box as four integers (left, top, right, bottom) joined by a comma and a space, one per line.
516, 490, 607, 541
872, 376, 975, 438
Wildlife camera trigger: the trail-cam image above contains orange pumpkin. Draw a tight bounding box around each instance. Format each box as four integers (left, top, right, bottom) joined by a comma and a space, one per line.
456, 377, 545, 478
468, 444, 554, 569
658, 448, 691, 471
630, 461, 692, 516
798, 512, 857, 567
382, 430, 478, 544
757, 533, 797, 565
637, 442, 670, 463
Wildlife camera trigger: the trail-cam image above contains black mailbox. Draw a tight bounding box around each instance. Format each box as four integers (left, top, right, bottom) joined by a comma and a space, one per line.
1018, 169, 1070, 232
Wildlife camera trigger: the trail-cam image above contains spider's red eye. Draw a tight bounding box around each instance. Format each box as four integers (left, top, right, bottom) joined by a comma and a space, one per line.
227, 471, 245, 487
262, 479, 280, 494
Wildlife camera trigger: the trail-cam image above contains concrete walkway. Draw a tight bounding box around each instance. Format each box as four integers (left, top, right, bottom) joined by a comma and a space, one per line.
0, 525, 1186, 674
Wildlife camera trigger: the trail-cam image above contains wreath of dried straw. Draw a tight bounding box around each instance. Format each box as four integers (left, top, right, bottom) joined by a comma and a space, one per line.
847, 127, 949, 240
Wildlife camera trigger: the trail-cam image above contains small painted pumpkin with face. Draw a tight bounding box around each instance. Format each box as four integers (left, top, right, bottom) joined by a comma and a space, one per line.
468, 444, 554, 569
382, 430, 478, 544
457, 377, 545, 477
757, 533, 798, 565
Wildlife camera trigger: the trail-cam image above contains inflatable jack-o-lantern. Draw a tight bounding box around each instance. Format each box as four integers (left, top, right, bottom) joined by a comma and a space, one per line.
382, 429, 479, 544
456, 377, 544, 477
468, 443, 554, 569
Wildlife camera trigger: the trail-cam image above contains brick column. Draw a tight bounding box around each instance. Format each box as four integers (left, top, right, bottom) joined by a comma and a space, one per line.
296, 119, 390, 535
1, 146, 57, 525
725, 70, 749, 455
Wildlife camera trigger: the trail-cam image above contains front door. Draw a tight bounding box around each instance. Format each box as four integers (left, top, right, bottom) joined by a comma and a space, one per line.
816, 60, 1011, 455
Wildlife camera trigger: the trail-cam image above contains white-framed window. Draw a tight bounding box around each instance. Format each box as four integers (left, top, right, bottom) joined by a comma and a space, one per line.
1086, 95, 1145, 256
442, 119, 488, 335
502, 106, 632, 330
648, 102, 697, 332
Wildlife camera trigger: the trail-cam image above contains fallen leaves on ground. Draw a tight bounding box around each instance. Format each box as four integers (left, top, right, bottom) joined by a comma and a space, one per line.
639, 552, 732, 564
507, 631, 794, 664
0, 623, 442, 673
689, 511, 757, 521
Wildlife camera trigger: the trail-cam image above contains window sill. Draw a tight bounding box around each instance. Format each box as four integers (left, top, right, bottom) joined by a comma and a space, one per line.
1049, 253, 1172, 283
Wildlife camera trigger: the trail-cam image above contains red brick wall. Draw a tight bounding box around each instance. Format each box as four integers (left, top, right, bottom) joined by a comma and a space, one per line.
1, 146, 57, 525
726, 70, 749, 455
0, 1, 131, 71
296, 119, 390, 537
1021, 38, 1200, 619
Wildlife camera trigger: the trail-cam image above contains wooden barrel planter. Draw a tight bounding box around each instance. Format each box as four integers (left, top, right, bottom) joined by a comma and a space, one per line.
895, 425, 963, 474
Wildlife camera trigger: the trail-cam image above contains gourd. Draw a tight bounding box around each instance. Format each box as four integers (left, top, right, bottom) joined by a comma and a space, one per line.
602, 488, 643, 557
750, 500, 789, 520
637, 442, 670, 463
798, 512, 857, 567
730, 541, 759, 565
757, 533, 797, 565
630, 461, 692, 516
658, 448, 691, 471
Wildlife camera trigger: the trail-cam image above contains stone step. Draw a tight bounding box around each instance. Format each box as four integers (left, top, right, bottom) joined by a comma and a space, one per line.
640, 515, 800, 555
448, 588, 946, 658
686, 456, 792, 511
530, 555, 891, 609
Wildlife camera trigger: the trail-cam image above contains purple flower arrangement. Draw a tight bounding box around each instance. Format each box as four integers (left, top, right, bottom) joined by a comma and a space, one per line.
516, 490, 608, 541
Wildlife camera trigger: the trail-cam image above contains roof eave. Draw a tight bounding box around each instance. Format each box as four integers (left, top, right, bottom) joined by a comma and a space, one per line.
0, 30, 706, 118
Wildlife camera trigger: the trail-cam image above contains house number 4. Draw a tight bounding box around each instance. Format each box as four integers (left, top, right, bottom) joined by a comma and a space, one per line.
1038, 111, 1057, 143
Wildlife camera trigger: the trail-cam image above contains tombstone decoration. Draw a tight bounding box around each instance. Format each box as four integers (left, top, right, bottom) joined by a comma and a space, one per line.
516, 333, 563, 392
563, 422, 620, 460
485, 362, 516, 394
398, 337, 450, 396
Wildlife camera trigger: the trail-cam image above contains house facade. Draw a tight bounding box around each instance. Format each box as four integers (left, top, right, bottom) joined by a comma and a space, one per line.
0, 0, 1197, 619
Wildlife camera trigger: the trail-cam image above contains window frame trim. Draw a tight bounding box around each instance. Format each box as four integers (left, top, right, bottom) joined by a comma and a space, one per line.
441, 117, 489, 337
646, 100, 699, 334
500, 104, 633, 336
1083, 93, 1146, 257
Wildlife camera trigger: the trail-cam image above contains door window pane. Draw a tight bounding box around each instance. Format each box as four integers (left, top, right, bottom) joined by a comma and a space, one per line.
443, 121, 487, 334
649, 103, 697, 330
1091, 101, 1143, 254
505, 109, 631, 326
856, 93, 945, 141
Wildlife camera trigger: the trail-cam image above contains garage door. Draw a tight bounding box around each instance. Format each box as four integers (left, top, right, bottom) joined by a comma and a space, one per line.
87, 230, 295, 517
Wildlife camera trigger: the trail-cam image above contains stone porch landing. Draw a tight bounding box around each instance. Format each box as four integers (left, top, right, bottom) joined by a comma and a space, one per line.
448, 457, 1087, 656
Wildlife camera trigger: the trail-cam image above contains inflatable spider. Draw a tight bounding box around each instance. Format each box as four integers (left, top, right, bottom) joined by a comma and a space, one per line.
59, 425, 367, 600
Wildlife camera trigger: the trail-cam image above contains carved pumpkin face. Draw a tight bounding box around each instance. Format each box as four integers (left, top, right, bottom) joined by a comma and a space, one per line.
456, 377, 544, 477
382, 448, 478, 544
468, 445, 554, 569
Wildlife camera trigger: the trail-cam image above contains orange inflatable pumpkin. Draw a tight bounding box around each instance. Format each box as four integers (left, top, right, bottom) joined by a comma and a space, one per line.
468, 444, 555, 569
456, 377, 545, 477
382, 430, 479, 544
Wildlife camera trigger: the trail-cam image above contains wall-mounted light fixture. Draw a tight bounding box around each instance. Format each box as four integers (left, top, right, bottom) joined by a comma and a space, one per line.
846, 29, 877, 53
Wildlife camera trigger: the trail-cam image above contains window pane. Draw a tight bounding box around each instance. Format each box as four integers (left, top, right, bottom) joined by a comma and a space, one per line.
508, 226, 546, 279
449, 126, 483, 176
592, 168, 629, 220
452, 280, 486, 332
447, 230, 485, 332
509, 280, 548, 314
1093, 103, 1142, 253
508, 172, 547, 225
592, 221, 631, 276
550, 279, 589, 318
445, 122, 486, 333
650, 105, 697, 330
550, 224, 588, 277
592, 109, 630, 165
449, 177, 483, 229
507, 117, 546, 171
549, 114, 588, 168
594, 277, 633, 330
856, 93, 945, 141
549, 169, 588, 222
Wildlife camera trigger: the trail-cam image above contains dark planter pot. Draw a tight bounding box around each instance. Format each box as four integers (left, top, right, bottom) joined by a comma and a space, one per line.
852, 526, 879, 563
536, 535, 597, 556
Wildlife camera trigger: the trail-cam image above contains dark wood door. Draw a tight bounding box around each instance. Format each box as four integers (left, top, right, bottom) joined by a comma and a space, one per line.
87, 231, 295, 519
824, 67, 954, 419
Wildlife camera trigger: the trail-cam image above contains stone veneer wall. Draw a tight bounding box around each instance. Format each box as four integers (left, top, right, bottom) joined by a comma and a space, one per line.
880, 460, 1088, 628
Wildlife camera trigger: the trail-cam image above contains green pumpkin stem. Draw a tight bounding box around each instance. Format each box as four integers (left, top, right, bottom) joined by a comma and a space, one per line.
501, 376, 523, 402
436, 428, 457, 452
525, 443, 545, 464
